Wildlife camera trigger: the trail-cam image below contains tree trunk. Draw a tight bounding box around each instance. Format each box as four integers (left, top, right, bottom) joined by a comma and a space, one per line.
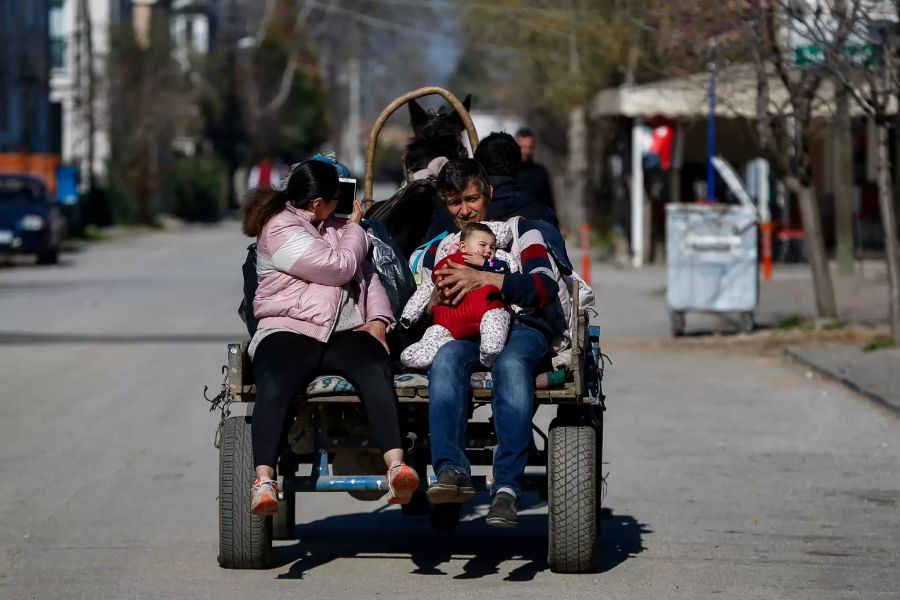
82, 0, 95, 193
790, 177, 838, 318
566, 105, 589, 234
877, 123, 900, 344
833, 86, 854, 275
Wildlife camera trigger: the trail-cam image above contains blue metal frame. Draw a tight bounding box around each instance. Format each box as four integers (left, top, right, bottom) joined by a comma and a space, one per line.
280, 412, 550, 494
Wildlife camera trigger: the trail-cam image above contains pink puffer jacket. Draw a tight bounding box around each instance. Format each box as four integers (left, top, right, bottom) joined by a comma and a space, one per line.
253, 204, 395, 342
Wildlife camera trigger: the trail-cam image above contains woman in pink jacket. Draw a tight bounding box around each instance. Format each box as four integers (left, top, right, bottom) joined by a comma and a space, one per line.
242, 158, 418, 515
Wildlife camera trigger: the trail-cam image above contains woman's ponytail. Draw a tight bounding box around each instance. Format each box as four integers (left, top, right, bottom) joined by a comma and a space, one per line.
242, 189, 291, 237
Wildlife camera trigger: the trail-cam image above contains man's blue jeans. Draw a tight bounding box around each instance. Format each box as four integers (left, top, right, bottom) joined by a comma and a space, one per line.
428, 322, 549, 496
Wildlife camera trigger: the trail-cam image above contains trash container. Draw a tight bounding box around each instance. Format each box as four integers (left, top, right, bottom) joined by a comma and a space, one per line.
665, 202, 758, 336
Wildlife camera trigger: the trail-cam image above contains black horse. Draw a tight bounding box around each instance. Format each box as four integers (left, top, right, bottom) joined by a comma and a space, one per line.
368, 94, 472, 259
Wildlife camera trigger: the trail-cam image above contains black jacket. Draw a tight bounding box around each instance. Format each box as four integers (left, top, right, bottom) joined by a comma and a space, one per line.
425, 176, 560, 240
519, 161, 555, 212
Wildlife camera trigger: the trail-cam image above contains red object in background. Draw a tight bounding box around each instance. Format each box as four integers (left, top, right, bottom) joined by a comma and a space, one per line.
256, 160, 274, 190
642, 116, 675, 171
580, 223, 592, 287
649, 125, 674, 170
760, 222, 773, 281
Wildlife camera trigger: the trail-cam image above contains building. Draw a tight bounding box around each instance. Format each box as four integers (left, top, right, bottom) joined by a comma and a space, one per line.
49, 0, 133, 188
0, 0, 59, 190
591, 63, 892, 267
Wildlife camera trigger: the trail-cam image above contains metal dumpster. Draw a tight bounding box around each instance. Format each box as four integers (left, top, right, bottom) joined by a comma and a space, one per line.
665, 202, 758, 336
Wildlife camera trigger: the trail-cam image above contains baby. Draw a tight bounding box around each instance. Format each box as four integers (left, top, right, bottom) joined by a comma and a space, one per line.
400, 222, 518, 369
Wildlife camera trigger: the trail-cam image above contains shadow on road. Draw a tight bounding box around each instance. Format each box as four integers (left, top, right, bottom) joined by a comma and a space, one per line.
273, 493, 648, 580
0, 331, 245, 345
597, 509, 651, 573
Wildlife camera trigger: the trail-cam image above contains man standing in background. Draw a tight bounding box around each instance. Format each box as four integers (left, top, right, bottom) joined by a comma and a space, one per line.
515, 128, 555, 212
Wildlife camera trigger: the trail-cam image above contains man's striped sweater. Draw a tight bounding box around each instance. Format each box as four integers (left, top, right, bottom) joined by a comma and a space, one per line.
422, 217, 566, 339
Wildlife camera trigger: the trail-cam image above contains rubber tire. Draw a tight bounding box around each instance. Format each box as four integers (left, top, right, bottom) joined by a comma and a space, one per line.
670, 311, 686, 337
272, 490, 295, 540
595, 414, 604, 542
218, 417, 273, 569
740, 311, 755, 334
37, 248, 58, 265
548, 425, 597, 573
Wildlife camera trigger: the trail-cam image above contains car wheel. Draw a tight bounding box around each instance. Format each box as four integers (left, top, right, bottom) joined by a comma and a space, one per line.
37, 248, 59, 265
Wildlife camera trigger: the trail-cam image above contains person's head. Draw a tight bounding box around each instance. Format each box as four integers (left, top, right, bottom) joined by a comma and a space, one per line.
515, 127, 535, 163
242, 159, 339, 236
473, 131, 522, 178
459, 222, 497, 259
436, 158, 491, 229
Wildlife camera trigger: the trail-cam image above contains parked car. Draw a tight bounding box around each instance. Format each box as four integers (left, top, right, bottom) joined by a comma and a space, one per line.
0, 174, 66, 264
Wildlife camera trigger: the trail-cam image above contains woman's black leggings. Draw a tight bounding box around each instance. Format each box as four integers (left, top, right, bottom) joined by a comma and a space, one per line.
251, 330, 403, 469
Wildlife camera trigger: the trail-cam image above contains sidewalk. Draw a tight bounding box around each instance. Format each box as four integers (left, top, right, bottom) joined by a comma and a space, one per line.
587, 255, 896, 411
786, 344, 900, 414
588, 257, 890, 339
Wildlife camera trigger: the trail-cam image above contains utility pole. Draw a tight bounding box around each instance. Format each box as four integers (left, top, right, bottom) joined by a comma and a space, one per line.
343, 57, 362, 175
706, 39, 717, 203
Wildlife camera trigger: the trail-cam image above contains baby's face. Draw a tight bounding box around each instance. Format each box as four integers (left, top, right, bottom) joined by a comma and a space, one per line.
459, 231, 496, 259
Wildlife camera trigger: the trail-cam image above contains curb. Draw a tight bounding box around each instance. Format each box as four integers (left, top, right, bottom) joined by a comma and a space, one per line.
784, 347, 900, 416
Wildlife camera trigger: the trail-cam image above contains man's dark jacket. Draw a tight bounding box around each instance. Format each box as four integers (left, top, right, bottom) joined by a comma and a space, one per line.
425, 175, 559, 240
519, 161, 555, 212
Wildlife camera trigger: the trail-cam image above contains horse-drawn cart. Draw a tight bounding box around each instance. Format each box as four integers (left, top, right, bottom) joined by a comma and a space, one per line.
209, 88, 607, 574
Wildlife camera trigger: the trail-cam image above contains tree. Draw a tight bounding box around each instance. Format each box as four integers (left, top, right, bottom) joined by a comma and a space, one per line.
106, 22, 192, 224
193, 0, 327, 202
821, 0, 900, 343
740, 0, 849, 319
452, 1, 733, 231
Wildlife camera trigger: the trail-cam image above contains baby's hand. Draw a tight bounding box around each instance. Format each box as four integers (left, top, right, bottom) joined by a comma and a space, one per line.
462, 253, 485, 268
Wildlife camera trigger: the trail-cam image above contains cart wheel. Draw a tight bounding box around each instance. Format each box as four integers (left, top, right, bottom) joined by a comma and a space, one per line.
670, 311, 686, 337
740, 312, 755, 334
272, 489, 295, 540
218, 417, 273, 569
548, 425, 597, 573
401, 490, 431, 516
595, 413, 604, 542
429, 502, 461, 534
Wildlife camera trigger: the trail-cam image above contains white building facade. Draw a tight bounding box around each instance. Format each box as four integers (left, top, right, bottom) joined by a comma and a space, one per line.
48, 0, 131, 185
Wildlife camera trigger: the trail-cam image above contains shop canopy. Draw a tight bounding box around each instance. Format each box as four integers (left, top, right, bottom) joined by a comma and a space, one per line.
589, 62, 889, 120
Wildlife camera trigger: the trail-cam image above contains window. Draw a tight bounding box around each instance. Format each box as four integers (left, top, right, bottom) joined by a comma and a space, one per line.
49, 0, 65, 70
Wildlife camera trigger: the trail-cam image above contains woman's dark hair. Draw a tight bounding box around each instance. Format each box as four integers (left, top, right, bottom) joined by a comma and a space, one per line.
242, 159, 339, 236
473, 131, 522, 179
436, 158, 490, 203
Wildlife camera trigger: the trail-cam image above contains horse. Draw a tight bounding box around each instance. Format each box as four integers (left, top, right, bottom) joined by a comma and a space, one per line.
367, 94, 472, 259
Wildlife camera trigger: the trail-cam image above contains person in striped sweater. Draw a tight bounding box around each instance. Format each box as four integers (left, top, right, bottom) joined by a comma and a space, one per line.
420, 158, 566, 528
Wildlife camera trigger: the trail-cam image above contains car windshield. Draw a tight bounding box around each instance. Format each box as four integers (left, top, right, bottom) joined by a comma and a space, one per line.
0, 179, 44, 203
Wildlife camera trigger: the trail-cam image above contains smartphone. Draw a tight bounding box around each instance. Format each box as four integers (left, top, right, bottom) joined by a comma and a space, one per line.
334, 177, 357, 219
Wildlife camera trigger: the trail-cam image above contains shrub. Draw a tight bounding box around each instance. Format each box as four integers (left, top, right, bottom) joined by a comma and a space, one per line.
161, 157, 228, 222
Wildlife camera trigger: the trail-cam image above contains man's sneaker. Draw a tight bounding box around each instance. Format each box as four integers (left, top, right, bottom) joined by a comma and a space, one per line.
486, 491, 517, 528
250, 478, 280, 516
426, 469, 476, 504
387, 462, 420, 505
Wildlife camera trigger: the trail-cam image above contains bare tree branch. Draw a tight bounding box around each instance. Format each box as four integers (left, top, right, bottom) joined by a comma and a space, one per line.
259, 0, 317, 116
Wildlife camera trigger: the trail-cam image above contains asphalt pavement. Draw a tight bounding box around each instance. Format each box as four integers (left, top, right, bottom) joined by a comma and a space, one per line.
0, 221, 897, 599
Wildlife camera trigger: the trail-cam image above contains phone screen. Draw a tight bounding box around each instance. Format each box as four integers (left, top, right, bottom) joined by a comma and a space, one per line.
335, 178, 356, 219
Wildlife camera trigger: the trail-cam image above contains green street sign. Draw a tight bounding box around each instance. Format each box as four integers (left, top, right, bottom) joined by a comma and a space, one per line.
794, 43, 878, 67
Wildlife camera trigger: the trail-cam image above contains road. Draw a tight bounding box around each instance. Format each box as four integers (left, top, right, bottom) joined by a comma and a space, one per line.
0, 222, 897, 599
